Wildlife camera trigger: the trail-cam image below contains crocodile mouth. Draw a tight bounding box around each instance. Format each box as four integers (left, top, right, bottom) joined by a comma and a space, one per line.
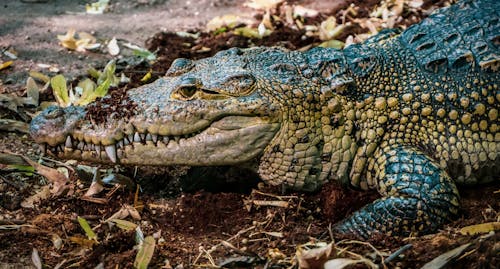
39, 115, 280, 166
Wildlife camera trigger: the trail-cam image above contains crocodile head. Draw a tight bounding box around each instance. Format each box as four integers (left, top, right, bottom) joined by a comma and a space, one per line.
30, 47, 354, 191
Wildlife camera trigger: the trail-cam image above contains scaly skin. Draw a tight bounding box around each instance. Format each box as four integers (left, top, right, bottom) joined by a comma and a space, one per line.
30, 0, 499, 237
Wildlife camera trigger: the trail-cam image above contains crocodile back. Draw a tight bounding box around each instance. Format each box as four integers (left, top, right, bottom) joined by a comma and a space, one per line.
399, 0, 499, 73
390, 0, 500, 184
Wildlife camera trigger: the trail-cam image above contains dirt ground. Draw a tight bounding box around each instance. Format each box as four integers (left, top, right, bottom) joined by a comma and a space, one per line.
0, 0, 499, 268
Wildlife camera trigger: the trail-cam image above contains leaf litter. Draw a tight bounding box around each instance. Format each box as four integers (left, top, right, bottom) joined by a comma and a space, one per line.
0, 0, 498, 268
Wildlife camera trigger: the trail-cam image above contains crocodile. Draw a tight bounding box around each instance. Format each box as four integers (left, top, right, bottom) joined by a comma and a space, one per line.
30, 0, 499, 238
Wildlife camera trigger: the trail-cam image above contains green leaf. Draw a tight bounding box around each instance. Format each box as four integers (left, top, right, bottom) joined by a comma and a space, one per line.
87, 67, 101, 79
77, 216, 98, 242
94, 77, 111, 98
75, 78, 97, 106
50, 74, 70, 107
6, 164, 35, 174
110, 219, 138, 231
133, 49, 156, 61
318, 40, 345, 49
134, 236, 155, 269
98, 59, 117, 85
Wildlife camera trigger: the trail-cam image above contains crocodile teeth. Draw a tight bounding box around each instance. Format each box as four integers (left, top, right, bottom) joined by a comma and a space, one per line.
151, 134, 158, 143
163, 136, 169, 144
95, 145, 101, 157
105, 145, 117, 163
65, 136, 72, 148
174, 136, 179, 143
39, 143, 46, 154
77, 141, 84, 150
134, 132, 141, 142
145, 133, 152, 141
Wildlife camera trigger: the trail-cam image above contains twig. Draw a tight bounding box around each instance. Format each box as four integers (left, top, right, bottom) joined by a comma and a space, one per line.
384, 243, 412, 264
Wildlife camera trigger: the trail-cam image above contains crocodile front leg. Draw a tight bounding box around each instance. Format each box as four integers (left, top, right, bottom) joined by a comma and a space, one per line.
335, 146, 460, 238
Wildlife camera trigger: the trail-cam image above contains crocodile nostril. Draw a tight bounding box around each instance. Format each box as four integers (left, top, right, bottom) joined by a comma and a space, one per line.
45, 107, 64, 119
167, 58, 194, 76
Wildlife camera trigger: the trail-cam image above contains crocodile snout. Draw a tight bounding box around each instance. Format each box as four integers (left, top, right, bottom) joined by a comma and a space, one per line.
30, 105, 86, 147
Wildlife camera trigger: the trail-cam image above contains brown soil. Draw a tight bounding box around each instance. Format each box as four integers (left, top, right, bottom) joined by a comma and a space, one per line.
0, 0, 498, 268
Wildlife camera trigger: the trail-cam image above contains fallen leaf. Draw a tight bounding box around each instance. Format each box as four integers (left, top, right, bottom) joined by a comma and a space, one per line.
234, 27, 268, 39
459, 222, 500, 235
51, 233, 63, 250
86, 0, 109, 14
141, 70, 152, 82
0, 60, 13, 71
267, 248, 286, 260
420, 243, 471, 269
134, 236, 155, 269
68, 236, 98, 248
297, 243, 335, 269
244, 0, 283, 10
0, 119, 29, 133
318, 40, 345, 49
3, 48, 18, 59
325, 258, 377, 269
20, 155, 69, 195
77, 216, 98, 242
263, 231, 283, 238
206, 14, 254, 32
21, 185, 51, 208
293, 5, 319, 18
29, 71, 50, 83
110, 219, 138, 231
50, 74, 70, 107
26, 77, 40, 105
57, 29, 78, 50
319, 17, 345, 41
31, 248, 42, 269
107, 37, 120, 56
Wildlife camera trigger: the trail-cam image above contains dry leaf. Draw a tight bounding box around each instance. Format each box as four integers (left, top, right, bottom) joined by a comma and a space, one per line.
31, 248, 42, 269
244, 0, 283, 10
69, 236, 98, 248
107, 37, 120, 56
134, 236, 156, 269
0, 61, 13, 71
57, 29, 77, 50
459, 222, 500, 235
206, 14, 254, 32
267, 248, 286, 260
293, 5, 319, 18
0, 119, 29, 133
319, 17, 346, 41
21, 185, 51, 208
325, 258, 377, 269
110, 219, 138, 231
29, 71, 50, 83
21, 156, 69, 195
421, 243, 471, 269
296, 243, 334, 269
86, 0, 109, 14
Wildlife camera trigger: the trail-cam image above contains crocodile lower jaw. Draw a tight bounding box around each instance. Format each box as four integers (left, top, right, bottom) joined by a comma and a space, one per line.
42, 116, 280, 166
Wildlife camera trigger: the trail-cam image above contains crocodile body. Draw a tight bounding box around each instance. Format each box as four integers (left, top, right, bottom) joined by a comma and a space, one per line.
30, 0, 499, 237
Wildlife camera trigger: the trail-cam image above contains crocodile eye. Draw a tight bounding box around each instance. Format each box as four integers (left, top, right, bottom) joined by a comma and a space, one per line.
177, 85, 198, 99
167, 58, 194, 76
222, 74, 255, 95
45, 107, 64, 119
